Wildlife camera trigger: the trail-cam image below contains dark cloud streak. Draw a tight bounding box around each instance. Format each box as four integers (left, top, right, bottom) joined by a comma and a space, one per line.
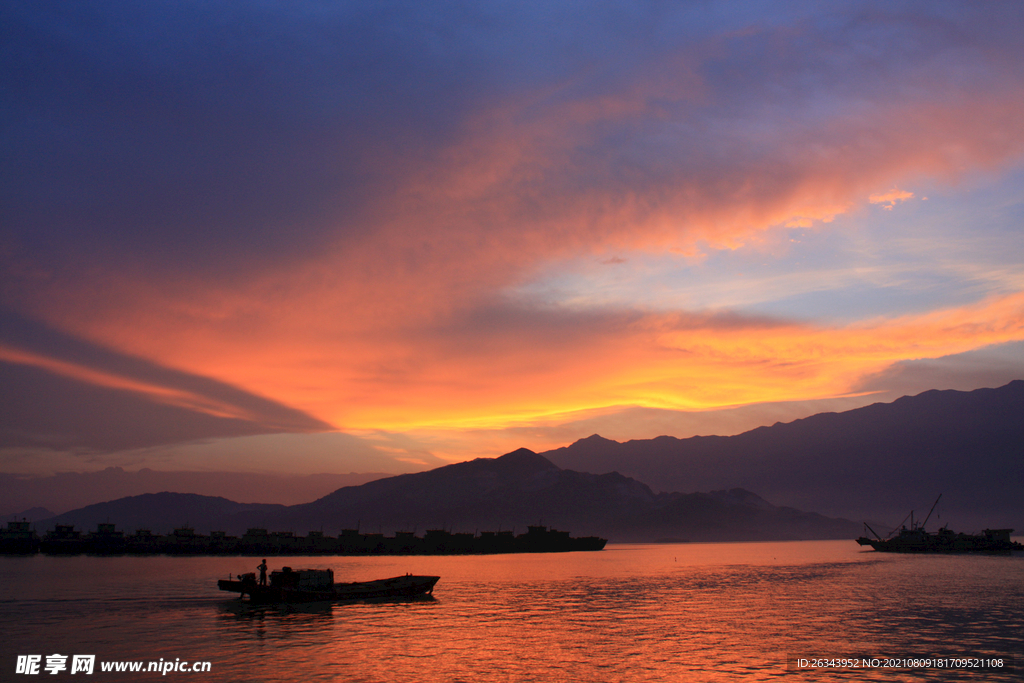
0, 309, 332, 451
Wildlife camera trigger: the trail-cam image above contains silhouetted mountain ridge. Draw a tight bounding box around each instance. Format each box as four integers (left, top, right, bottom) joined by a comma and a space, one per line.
38, 383, 1021, 541
37, 450, 859, 542
543, 381, 1024, 529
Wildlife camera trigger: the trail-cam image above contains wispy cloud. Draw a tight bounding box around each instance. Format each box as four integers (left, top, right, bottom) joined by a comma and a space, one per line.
869, 188, 915, 210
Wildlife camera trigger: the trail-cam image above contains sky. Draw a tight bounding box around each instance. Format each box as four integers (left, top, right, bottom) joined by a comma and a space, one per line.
2, 0, 1023, 483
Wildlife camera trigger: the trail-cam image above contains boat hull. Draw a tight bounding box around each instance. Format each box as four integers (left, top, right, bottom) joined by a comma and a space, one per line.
856, 528, 1023, 554
218, 574, 439, 603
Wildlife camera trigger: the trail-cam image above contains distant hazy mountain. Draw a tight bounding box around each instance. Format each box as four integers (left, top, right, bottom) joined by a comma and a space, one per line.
0, 469, 392, 516
3, 507, 55, 523
543, 381, 1024, 531
36, 450, 860, 542
40, 493, 286, 535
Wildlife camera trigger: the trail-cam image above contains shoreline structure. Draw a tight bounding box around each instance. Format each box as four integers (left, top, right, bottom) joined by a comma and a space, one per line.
1, 520, 606, 556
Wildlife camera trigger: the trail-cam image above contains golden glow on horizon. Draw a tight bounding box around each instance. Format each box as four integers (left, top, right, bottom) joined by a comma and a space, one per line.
9, 290, 1021, 439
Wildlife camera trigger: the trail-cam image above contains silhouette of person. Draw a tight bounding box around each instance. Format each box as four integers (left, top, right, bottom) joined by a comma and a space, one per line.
257, 559, 268, 586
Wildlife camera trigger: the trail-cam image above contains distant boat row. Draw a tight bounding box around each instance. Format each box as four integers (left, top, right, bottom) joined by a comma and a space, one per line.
0, 521, 606, 556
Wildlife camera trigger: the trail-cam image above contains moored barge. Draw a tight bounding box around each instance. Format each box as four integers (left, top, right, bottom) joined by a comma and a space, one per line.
9, 523, 606, 556
1, 519, 40, 554
856, 495, 1023, 553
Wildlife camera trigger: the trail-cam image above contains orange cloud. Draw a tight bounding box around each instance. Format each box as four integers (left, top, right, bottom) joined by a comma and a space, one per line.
9, 102, 1024, 441
651, 292, 1024, 409
24, 284, 1023, 447
329, 290, 1024, 431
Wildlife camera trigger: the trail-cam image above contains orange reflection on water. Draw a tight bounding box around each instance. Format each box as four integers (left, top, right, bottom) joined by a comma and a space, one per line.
3, 543, 1021, 682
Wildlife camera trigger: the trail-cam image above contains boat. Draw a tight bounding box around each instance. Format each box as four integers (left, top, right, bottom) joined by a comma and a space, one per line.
515, 525, 607, 552
40, 524, 89, 554
87, 523, 126, 554
217, 566, 440, 603
6, 523, 607, 556
856, 495, 1024, 553
1, 519, 40, 554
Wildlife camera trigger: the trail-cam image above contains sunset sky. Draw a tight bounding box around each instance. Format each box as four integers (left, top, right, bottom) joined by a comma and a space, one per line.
3, 1, 1023, 479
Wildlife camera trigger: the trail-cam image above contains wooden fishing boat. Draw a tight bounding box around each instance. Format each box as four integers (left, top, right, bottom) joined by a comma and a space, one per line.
218, 566, 439, 603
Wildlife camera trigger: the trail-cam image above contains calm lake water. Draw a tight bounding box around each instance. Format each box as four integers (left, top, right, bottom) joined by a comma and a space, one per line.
1, 541, 1021, 682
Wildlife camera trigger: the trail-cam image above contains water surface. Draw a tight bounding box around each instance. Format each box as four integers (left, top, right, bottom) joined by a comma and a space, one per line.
2, 541, 1020, 681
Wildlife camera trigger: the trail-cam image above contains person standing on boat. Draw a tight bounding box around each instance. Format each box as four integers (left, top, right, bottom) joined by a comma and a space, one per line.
257, 559, 268, 585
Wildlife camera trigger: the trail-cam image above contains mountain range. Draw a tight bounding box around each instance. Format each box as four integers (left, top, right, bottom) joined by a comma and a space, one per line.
37, 449, 859, 542
31, 382, 1024, 541
542, 381, 1024, 530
